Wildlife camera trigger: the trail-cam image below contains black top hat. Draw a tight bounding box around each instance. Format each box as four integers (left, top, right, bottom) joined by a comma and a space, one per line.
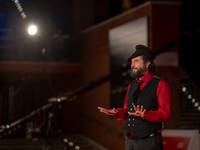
127, 44, 155, 62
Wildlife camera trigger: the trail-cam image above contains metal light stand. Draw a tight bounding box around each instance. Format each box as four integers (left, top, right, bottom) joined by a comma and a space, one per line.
40, 45, 68, 150
42, 99, 68, 150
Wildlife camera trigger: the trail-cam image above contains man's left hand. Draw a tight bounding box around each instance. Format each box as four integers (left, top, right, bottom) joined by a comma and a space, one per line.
128, 105, 146, 118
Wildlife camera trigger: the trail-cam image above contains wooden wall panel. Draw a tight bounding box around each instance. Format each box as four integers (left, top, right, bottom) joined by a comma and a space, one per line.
78, 1, 181, 150
150, 2, 180, 50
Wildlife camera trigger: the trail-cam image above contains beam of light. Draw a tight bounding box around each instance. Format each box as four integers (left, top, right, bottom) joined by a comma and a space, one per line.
28, 25, 37, 35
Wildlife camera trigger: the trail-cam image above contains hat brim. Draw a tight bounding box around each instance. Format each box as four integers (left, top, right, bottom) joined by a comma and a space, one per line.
127, 51, 143, 62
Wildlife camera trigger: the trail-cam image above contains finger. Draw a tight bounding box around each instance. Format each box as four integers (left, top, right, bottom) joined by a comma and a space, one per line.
100, 109, 109, 113
98, 106, 103, 110
137, 105, 140, 111
141, 109, 146, 117
128, 112, 136, 115
99, 107, 108, 112
105, 110, 116, 116
98, 106, 106, 110
133, 105, 137, 111
128, 111, 138, 116
99, 107, 107, 112
141, 106, 143, 112
107, 113, 115, 116
101, 109, 115, 114
101, 111, 112, 115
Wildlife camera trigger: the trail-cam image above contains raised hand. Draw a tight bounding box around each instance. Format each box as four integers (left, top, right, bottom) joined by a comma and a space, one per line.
128, 105, 146, 118
98, 106, 118, 116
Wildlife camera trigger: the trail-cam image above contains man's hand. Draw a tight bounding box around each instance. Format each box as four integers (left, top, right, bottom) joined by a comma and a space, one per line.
98, 106, 118, 116
128, 105, 146, 118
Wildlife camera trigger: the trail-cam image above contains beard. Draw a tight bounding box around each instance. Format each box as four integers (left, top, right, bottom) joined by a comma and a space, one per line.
130, 64, 147, 79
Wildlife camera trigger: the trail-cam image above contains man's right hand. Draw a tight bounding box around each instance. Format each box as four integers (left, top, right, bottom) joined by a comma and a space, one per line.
98, 106, 118, 116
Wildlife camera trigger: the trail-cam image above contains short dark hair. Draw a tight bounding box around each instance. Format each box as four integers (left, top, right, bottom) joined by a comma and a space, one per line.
141, 55, 158, 73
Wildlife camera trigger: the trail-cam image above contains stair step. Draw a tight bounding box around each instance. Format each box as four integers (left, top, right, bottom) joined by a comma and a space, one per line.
0, 134, 108, 150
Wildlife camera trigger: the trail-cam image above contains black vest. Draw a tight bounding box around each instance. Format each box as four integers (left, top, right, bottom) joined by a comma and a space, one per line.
124, 76, 162, 139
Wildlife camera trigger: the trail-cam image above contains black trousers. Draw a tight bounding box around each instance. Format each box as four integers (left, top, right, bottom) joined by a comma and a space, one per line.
126, 133, 163, 150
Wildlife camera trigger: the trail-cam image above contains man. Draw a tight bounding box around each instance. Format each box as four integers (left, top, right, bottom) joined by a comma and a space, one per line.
98, 44, 171, 150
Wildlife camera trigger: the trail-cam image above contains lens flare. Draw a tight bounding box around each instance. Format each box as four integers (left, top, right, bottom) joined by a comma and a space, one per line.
28, 25, 37, 35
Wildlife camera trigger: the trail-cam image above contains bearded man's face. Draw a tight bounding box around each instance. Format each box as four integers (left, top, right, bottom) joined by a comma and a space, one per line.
130, 56, 149, 79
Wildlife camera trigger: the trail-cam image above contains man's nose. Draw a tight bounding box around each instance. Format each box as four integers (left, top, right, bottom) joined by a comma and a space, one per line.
131, 63, 134, 68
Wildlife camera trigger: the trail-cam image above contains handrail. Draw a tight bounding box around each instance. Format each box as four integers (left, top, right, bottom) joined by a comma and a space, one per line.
154, 40, 179, 56
0, 103, 52, 137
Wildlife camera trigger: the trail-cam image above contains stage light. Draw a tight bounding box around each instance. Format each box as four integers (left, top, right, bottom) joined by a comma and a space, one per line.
22, 14, 26, 19
12, 0, 26, 19
16, 3, 20, 7
63, 138, 68, 143
17, 6, 21, 10
60, 96, 67, 101
75, 146, 80, 150
69, 142, 74, 146
57, 98, 61, 102
19, 8, 23, 12
194, 102, 199, 107
188, 94, 192, 100
192, 98, 195, 103
182, 87, 186, 92
28, 25, 37, 35
21, 12, 25, 17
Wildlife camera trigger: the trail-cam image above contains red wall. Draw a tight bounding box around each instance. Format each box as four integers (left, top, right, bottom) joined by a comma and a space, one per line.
77, 1, 181, 150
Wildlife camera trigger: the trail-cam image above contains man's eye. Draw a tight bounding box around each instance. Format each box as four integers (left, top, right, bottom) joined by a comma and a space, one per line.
131, 59, 139, 64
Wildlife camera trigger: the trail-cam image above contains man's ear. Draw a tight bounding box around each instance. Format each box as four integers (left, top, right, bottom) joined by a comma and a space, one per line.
146, 60, 151, 69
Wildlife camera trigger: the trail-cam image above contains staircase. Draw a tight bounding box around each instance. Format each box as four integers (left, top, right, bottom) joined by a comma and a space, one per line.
180, 66, 200, 130
0, 134, 109, 150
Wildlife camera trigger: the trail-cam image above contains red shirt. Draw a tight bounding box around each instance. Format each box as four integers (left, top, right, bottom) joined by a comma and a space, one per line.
115, 72, 171, 132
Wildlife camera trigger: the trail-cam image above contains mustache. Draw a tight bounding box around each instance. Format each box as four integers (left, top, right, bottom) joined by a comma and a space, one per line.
131, 67, 138, 70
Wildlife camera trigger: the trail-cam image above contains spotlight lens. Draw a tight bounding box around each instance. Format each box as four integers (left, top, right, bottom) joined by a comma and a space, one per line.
182, 87, 186, 92
28, 25, 37, 35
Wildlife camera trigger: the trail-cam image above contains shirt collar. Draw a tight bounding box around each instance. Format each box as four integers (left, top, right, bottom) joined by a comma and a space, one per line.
136, 72, 154, 83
